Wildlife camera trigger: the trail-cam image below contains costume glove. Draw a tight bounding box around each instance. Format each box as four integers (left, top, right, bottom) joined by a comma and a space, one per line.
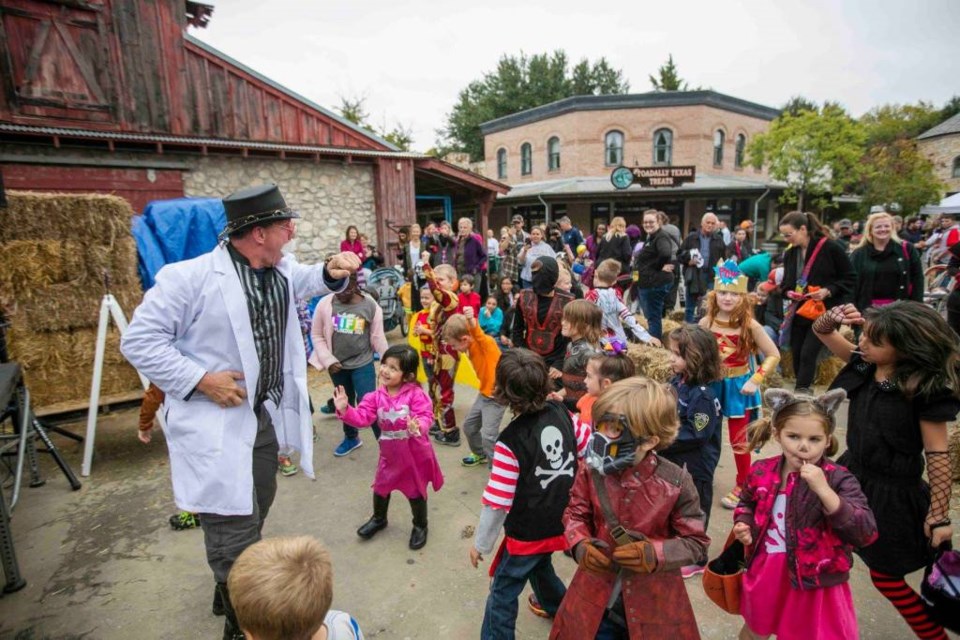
612, 539, 658, 574
575, 541, 614, 575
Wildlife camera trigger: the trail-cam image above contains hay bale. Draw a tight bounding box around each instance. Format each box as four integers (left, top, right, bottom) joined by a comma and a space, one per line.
661, 319, 682, 337
0, 241, 67, 297
815, 356, 846, 387
668, 309, 686, 323
626, 343, 674, 382
23, 361, 141, 408
11, 283, 141, 332
0, 191, 133, 245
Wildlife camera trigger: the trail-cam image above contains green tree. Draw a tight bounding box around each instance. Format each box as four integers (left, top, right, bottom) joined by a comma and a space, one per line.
747, 103, 866, 210
438, 50, 630, 161
860, 101, 944, 146
781, 96, 818, 117
858, 139, 943, 214
337, 95, 414, 151
649, 54, 689, 91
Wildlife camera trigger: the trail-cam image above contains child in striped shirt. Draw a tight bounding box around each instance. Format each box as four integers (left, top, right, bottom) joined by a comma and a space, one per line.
469, 349, 590, 634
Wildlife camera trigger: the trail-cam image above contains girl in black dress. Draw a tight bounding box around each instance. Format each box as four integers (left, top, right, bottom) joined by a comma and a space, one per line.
813, 301, 958, 640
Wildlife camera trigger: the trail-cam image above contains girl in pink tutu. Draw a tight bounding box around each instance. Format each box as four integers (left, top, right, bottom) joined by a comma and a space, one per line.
732, 388, 877, 640
334, 344, 443, 550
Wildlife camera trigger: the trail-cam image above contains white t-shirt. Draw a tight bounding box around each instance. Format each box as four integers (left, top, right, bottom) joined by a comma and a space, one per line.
487, 237, 499, 256
324, 610, 364, 640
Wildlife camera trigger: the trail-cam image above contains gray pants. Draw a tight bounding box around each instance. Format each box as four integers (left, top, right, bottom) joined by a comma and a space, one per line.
463, 394, 506, 461
199, 406, 279, 583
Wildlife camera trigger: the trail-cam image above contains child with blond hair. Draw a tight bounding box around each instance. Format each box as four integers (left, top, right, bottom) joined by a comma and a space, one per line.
550, 377, 710, 639
443, 310, 505, 468
228, 535, 364, 640
586, 258, 660, 347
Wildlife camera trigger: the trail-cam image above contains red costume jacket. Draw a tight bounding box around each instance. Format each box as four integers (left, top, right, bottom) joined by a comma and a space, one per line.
550, 453, 710, 640
734, 455, 877, 590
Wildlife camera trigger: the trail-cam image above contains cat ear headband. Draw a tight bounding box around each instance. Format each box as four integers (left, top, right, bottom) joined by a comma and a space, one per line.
764, 387, 847, 425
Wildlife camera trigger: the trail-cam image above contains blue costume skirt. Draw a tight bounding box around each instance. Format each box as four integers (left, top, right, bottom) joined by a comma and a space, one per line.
711, 372, 761, 419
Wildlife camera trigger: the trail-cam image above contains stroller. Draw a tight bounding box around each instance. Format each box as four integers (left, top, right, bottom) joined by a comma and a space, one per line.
365, 267, 408, 336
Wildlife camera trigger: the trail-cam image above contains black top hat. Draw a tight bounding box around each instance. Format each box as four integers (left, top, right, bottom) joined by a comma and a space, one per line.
220, 183, 300, 239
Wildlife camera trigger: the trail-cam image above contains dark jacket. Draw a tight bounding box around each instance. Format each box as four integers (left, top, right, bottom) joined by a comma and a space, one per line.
678, 230, 726, 295
780, 236, 855, 313
660, 377, 722, 481
634, 228, 675, 288
596, 234, 633, 273
456, 233, 487, 276
850, 240, 923, 310
734, 455, 878, 590
725, 240, 754, 262
426, 233, 457, 267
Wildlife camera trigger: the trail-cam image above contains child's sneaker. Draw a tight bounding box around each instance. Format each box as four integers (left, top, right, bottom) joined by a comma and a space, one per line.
278, 455, 298, 477
461, 453, 488, 467
429, 422, 442, 436
433, 430, 461, 447
334, 437, 363, 457
681, 564, 706, 579
527, 593, 552, 619
169, 511, 201, 531
319, 398, 336, 415
720, 486, 742, 510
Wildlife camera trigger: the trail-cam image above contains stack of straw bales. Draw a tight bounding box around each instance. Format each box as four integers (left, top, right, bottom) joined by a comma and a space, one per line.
0, 192, 143, 409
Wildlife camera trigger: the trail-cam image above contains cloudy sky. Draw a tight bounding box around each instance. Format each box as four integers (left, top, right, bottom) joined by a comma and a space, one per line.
197, 0, 959, 152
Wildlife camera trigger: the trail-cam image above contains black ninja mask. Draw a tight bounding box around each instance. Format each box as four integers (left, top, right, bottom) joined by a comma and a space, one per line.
531, 256, 559, 295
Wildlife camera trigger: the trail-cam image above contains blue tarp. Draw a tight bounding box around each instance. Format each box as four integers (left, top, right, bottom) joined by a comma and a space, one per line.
131, 197, 226, 290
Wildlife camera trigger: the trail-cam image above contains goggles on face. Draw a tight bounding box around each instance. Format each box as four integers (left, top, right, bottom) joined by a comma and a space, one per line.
585, 413, 640, 476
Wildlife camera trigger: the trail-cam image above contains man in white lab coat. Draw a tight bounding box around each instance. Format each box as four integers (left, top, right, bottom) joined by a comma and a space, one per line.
121, 183, 359, 639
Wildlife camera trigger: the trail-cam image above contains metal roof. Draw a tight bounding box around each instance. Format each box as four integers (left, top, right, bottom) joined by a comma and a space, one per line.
480, 91, 781, 135
496, 173, 785, 201
917, 112, 960, 140
0, 123, 424, 159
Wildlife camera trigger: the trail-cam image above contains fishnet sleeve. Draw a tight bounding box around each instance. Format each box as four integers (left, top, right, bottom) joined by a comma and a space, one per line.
925, 451, 952, 526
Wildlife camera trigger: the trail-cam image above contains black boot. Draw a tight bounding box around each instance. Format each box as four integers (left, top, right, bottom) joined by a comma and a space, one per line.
357, 493, 390, 539
212, 582, 224, 616
216, 582, 244, 640
409, 497, 428, 550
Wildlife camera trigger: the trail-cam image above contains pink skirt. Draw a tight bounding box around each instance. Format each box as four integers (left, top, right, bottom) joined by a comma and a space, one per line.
741, 546, 858, 640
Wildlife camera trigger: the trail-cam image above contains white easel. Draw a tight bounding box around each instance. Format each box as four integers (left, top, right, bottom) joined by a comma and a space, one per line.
81, 293, 158, 477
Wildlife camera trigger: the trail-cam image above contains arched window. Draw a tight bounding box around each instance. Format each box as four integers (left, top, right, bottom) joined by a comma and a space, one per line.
496, 148, 507, 180
713, 129, 725, 166
653, 128, 672, 165
735, 134, 746, 169
547, 137, 561, 171
953, 156, 960, 179
605, 130, 624, 166
521, 143, 532, 175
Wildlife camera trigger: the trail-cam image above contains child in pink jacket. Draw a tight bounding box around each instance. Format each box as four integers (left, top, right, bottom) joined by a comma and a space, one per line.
335, 344, 443, 550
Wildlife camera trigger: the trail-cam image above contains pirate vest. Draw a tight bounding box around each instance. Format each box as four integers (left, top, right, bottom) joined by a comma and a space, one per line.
517, 289, 573, 356
499, 400, 578, 541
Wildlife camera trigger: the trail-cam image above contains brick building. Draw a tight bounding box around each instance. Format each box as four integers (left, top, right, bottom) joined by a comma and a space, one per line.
917, 112, 960, 197
480, 91, 786, 238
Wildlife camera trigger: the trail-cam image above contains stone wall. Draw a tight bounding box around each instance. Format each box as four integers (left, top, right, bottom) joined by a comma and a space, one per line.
917, 134, 960, 195
183, 156, 376, 263
0, 144, 378, 264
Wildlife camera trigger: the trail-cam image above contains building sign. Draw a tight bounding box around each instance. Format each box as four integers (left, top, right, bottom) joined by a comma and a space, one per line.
610, 165, 697, 189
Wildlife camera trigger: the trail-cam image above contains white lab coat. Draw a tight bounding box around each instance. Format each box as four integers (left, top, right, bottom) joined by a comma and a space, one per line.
120, 245, 344, 515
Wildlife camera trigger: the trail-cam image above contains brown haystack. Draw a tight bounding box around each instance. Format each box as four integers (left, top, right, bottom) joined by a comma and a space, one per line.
1, 192, 143, 411
633, 315, 682, 339
668, 309, 686, 323
779, 351, 847, 388
948, 426, 960, 482
626, 343, 675, 382
0, 191, 133, 244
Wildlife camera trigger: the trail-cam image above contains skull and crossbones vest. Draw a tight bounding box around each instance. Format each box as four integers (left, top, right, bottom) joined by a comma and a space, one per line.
516, 289, 573, 356
498, 400, 578, 542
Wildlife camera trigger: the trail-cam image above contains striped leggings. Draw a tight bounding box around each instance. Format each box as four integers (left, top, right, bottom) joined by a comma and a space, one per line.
869, 569, 946, 639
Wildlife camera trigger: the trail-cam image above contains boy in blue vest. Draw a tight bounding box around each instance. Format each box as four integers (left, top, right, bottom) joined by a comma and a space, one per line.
469, 348, 590, 635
